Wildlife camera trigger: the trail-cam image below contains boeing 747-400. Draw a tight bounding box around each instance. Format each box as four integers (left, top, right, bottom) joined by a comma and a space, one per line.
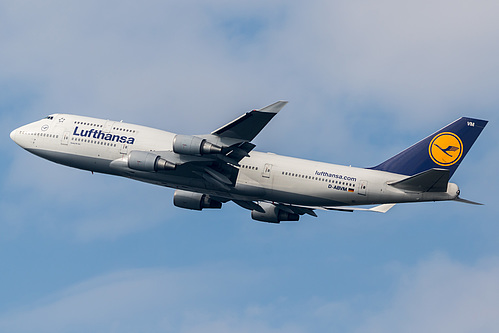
10, 101, 487, 222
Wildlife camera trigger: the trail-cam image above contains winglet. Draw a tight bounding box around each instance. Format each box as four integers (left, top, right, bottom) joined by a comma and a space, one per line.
258, 101, 288, 114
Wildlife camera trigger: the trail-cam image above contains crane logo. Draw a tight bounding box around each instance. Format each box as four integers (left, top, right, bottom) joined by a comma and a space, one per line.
429, 132, 463, 166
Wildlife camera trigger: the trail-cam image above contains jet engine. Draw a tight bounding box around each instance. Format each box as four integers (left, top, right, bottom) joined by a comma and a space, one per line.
128, 151, 176, 171
173, 135, 222, 155
173, 190, 222, 210
251, 202, 299, 223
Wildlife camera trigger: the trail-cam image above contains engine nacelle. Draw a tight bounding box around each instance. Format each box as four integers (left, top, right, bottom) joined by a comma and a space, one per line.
173, 135, 222, 155
251, 202, 300, 223
173, 190, 222, 211
128, 151, 176, 172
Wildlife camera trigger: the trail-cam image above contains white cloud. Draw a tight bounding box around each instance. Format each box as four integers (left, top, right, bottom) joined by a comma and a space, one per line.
3, 0, 498, 120
1, 149, 174, 240
2, 254, 498, 333
0, 265, 302, 333
356, 254, 499, 333
274, 1, 499, 122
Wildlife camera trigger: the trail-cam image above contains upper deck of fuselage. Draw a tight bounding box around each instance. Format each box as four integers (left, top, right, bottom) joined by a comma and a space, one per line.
10, 113, 178, 153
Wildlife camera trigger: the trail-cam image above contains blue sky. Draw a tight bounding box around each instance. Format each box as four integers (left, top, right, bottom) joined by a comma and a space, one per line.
1, 0, 499, 332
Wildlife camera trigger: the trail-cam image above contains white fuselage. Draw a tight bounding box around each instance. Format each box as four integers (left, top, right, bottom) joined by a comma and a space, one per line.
10, 114, 459, 207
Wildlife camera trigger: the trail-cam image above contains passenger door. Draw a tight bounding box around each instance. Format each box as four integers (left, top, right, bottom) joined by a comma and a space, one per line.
61, 131, 70, 145
262, 163, 272, 178
358, 180, 368, 195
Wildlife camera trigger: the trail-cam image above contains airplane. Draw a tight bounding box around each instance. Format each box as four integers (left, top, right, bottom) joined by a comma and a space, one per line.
10, 101, 487, 223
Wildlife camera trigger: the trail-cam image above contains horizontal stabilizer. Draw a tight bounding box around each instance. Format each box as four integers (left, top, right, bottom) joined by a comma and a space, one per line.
388, 168, 449, 192
454, 197, 483, 205
326, 203, 396, 213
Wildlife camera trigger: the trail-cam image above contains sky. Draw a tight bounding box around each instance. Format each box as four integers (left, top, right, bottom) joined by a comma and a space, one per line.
1, 0, 499, 332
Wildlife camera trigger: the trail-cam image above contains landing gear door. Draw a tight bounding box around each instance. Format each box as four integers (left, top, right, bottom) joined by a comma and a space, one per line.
358, 180, 368, 196
262, 163, 272, 178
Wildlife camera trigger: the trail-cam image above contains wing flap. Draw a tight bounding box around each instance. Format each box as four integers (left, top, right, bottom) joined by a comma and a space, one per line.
233, 200, 265, 213
274, 203, 318, 217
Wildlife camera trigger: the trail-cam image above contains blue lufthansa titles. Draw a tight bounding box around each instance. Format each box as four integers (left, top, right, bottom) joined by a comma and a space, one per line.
315, 170, 356, 182
73, 126, 135, 144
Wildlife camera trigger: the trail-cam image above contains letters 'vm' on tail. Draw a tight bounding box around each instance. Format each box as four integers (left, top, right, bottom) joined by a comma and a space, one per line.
10, 102, 488, 223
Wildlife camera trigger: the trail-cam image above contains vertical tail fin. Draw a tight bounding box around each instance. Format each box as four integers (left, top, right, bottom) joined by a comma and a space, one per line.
370, 117, 487, 178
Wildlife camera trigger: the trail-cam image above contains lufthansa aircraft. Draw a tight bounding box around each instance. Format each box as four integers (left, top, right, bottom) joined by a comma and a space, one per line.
10, 101, 487, 223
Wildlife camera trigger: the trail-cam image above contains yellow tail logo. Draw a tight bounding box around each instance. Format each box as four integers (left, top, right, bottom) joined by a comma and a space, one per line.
429, 132, 463, 166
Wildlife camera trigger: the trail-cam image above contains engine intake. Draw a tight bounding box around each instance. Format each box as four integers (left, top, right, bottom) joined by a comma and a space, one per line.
251, 202, 300, 223
128, 151, 176, 172
173, 135, 222, 155
173, 190, 222, 210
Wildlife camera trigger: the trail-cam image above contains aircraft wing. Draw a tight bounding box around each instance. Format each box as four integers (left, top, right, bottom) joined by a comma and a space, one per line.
190, 101, 288, 166
153, 101, 287, 191
211, 101, 288, 141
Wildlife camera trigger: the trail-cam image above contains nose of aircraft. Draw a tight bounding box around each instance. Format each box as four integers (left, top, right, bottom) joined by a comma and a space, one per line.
10, 126, 24, 147
10, 128, 17, 142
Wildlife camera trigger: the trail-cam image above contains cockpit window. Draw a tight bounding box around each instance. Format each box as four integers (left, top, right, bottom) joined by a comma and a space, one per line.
45, 116, 54, 120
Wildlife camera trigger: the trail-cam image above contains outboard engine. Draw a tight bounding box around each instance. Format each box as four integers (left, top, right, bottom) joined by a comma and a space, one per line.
173, 190, 222, 211
251, 202, 299, 223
